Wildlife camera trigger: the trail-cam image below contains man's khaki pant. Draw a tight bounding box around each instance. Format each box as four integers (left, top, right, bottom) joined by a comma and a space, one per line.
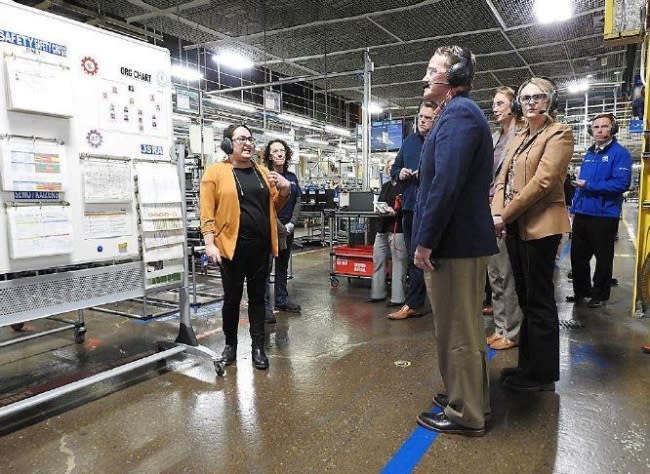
424, 256, 490, 429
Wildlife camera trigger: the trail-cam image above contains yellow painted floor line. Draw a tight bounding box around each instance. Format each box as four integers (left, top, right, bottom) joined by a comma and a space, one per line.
622, 212, 637, 250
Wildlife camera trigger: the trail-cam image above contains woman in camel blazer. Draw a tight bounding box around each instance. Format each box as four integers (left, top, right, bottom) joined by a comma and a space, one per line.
492, 77, 574, 392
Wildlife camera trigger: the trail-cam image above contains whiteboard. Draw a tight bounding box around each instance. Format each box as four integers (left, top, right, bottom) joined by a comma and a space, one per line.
0, 2, 173, 274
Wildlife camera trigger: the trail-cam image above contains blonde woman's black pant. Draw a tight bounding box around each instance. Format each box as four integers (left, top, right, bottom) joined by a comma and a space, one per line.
506, 230, 561, 383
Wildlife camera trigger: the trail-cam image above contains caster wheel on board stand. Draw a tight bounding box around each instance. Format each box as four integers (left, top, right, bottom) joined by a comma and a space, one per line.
74, 327, 86, 344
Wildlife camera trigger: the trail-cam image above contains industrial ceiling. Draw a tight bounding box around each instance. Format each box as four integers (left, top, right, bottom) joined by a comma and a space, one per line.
22, 0, 629, 112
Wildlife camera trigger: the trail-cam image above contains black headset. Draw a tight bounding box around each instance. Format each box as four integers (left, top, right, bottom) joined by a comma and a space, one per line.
506, 85, 520, 117
220, 136, 233, 155
587, 113, 619, 136
512, 76, 559, 116
447, 47, 473, 87
220, 123, 252, 155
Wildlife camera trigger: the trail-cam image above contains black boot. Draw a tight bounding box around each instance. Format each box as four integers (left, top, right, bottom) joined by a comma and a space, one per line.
252, 347, 269, 370
221, 345, 237, 365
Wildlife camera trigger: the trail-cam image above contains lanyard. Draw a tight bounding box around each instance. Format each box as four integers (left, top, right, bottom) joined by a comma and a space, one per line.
511, 123, 549, 159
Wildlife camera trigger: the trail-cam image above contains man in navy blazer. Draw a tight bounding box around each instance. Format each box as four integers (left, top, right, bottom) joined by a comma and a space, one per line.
413, 46, 498, 437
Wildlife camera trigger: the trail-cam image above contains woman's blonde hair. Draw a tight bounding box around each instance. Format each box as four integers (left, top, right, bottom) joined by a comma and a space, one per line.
517, 77, 558, 119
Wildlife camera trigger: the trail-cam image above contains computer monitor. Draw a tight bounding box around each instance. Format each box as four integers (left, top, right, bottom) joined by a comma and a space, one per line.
347, 191, 375, 211
371, 119, 403, 152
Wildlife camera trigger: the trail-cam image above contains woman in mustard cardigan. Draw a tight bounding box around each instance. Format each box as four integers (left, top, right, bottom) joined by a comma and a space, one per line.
200, 124, 290, 370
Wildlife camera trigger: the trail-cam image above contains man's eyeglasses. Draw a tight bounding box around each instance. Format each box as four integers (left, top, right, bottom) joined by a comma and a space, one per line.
518, 93, 548, 104
233, 136, 256, 145
418, 114, 434, 121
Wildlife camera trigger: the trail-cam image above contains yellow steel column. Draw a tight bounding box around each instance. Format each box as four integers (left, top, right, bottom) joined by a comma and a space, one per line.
633, 35, 650, 315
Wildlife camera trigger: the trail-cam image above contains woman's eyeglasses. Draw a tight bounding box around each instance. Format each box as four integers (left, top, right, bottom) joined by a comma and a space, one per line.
518, 93, 548, 104
232, 136, 256, 145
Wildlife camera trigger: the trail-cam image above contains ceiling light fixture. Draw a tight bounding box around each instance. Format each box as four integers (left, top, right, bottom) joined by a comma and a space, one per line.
534, 0, 573, 24
277, 113, 312, 126
338, 143, 357, 151
212, 51, 254, 70
305, 137, 329, 146
207, 97, 257, 113
325, 125, 351, 137
209, 120, 230, 129
170, 65, 203, 81
367, 102, 384, 114
567, 80, 590, 94
265, 130, 293, 141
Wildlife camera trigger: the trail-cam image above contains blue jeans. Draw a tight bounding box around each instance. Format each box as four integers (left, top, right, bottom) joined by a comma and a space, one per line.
402, 210, 427, 308
264, 232, 294, 309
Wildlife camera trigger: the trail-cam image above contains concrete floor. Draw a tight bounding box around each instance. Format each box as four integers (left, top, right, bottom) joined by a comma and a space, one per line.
0, 204, 649, 473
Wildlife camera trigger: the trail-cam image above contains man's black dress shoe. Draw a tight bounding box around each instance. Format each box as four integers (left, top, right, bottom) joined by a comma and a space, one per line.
276, 302, 301, 313
431, 393, 491, 421
252, 347, 269, 370
587, 298, 603, 308
565, 295, 587, 304
503, 374, 555, 392
432, 393, 449, 409
221, 345, 237, 365
366, 297, 386, 303
416, 411, 485, 437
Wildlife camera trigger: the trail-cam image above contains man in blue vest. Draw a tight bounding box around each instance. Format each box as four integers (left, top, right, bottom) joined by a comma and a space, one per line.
387, 101, 436, 320
568, 113, 631, 308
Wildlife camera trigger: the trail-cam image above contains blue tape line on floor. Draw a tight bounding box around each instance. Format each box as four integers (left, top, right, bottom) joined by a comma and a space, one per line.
558, 239, 571, 262
570, 343, 609, 368
381, 347, 497, 473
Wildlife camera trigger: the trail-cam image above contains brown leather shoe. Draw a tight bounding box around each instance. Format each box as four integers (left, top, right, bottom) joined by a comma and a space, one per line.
387, 305, 423, 320
642, 344, 650, 354
490, 337, 517, 350
482, 305, 494, 315
486, 333, 501, 345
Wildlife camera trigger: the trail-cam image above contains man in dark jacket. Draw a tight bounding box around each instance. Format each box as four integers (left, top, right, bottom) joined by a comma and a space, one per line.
387, 101, 436, 319
413, 46, 498, 437
569, 114, 631, 308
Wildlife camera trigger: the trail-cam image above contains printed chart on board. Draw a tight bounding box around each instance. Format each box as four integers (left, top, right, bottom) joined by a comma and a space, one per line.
99, 79, 167, 137
0, 139, 65, 192
135, 162, 185, 289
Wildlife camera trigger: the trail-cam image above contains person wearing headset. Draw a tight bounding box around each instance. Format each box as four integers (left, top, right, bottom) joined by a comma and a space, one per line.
413, 46, 497, 437
486, 87, 524, 351
567, 114, 631, 308
492, 77, 574, 392
200, 124, 290, 370
263, 139, 302, 320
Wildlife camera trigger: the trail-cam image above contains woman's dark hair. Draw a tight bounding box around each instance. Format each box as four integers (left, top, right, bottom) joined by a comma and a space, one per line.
263, 139, 293, 172
223, 123, 252, 140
